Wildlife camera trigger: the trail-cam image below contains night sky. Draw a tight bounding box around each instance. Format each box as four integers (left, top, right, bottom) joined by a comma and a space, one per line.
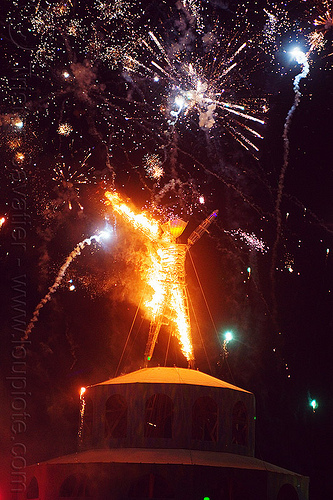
1, 1, 333, 499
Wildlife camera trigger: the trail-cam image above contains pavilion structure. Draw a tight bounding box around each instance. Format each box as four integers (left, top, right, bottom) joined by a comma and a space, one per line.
21, 366, 308, 500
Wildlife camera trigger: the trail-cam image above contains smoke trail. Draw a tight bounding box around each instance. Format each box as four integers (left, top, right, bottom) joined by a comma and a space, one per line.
271, 48, 310, 319
277, 48, 310, 232
23, 233, 108, 340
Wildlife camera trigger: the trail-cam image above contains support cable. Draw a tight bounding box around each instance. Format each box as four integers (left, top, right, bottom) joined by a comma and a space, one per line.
114, 293, 144, 377
187, 291, 212, 375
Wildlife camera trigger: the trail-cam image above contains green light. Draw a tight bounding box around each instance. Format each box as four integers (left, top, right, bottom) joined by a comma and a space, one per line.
203, 497, 210, 500
310, 399, 318, 411
147, 356, 151, 361
224, 331, 233, 342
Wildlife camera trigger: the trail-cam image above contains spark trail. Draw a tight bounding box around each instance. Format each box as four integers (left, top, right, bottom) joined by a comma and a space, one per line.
275, 48, 310, 248
23, 232, 109, 339
78, 386, 87, 441
271, 47, 310, 319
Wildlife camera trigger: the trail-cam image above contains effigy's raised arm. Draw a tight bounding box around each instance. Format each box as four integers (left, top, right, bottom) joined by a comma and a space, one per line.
187, 210, 218, 247
105, 191, 160, 241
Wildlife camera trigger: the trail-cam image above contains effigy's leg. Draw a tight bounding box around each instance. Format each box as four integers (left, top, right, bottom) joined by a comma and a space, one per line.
169, 284, 195, 367
144, 312, 164, 366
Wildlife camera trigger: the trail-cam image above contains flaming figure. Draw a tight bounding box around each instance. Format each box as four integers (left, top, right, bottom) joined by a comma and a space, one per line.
105, 191, 218, 367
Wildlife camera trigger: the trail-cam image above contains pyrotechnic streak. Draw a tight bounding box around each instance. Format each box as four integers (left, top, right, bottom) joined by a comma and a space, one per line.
276, 48, 310, 241
0, 217, 6, 229
23, 232, 108, 339
78, 386, 86, 441
149, 31, 172, 66
270, 47, 310, 326
105, 191, 218, 365
220, 105, 265, 125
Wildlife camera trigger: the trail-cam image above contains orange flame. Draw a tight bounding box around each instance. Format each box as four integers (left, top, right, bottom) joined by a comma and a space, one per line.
105, 191, 160, 241
105, 190, 194, 362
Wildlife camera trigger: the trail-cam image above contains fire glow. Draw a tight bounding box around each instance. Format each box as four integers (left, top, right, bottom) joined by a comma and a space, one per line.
105, 191, 218, 366
105, 191, 193, 363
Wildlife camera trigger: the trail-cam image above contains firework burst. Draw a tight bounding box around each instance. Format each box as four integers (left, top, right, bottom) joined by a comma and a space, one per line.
122, 23, 267, 155
57, 123, 73, 136
314, 7, 333, 33
300, 1, 333, 52
52, 159, 93, 210
143, 153, 164, 180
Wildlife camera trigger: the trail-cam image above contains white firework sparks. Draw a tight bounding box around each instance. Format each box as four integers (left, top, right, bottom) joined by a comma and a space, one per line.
229, 229, 268, 253
143, 153, 164, 180
57, 122, 73, 136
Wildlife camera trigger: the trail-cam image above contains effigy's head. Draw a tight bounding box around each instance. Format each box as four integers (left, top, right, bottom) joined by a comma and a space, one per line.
161, 219, 188, 240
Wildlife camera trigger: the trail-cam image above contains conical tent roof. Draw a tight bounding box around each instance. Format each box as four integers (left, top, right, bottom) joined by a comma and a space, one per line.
92, 366, 252, 393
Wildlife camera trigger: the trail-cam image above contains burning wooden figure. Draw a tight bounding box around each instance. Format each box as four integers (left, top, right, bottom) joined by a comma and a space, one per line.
105, 191, 218, 367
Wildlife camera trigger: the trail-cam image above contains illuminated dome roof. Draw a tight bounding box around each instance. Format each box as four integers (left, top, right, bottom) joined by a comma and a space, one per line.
92, 366, 251, 393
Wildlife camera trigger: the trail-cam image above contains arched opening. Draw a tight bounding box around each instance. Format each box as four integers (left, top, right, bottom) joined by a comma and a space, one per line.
277, 484, 299, 500
59, 473, 92, 497
232, 401, 248, 446
105, 393, 127, 438
128, 473, 175, 498
145, 394, 173, 438
26, 476, 39, 499
192, 396, 218, 442
83, 397, 93, 440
